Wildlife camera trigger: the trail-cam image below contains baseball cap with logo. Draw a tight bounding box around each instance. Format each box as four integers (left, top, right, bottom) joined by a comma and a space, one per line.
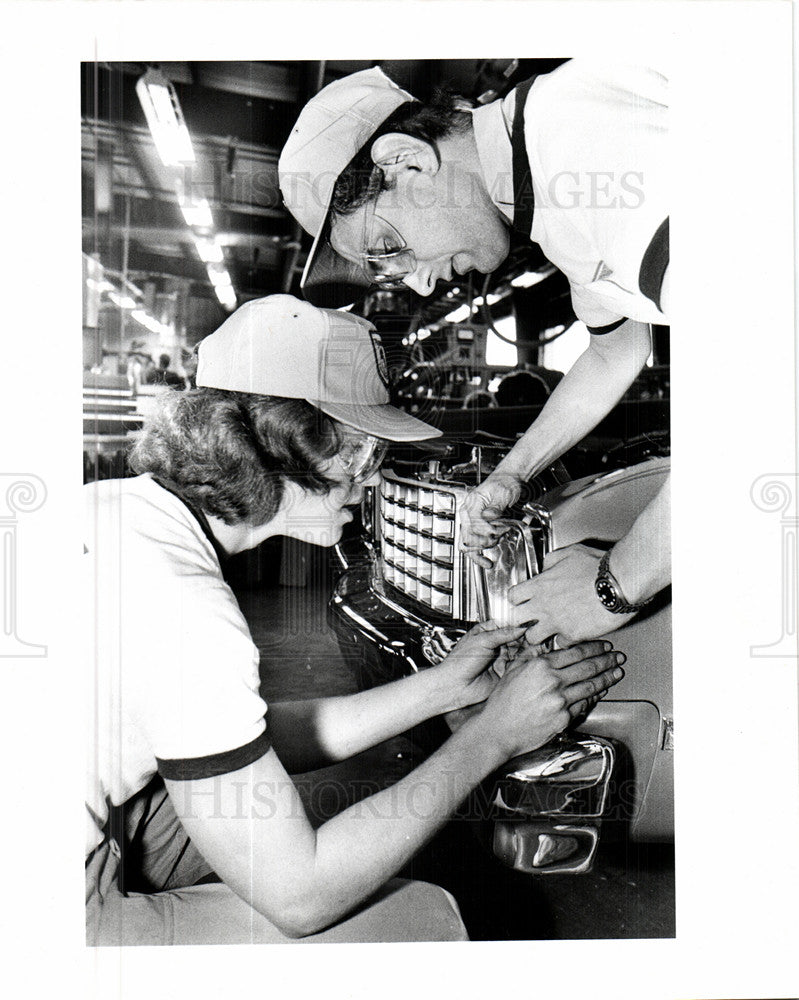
278, 67, 416, 308
195, 295, 440, 442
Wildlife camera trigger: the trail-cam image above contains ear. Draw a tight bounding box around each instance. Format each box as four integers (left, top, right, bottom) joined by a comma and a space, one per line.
369, 132, 439, 180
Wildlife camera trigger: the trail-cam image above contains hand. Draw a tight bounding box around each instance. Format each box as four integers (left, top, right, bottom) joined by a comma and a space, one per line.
474, 640, 626, 760
459, 471, 524, 568
506, 543, 637, 645
435, 620, 527, 711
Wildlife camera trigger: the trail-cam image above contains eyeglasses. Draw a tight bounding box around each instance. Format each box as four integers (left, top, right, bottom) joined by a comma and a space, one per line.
334, 423, 388, 484
359, 167, 417, 288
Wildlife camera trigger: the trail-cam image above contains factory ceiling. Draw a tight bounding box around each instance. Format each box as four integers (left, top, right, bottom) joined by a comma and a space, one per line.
81, 59, 569, 343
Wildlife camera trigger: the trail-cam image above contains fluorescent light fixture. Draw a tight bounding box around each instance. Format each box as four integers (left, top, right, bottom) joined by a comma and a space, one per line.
131, 309, 162, 335
205, 264, 236, 310
206, 265, 232, 288
109, 292, 138, 310
214, 284, 237, 311
136, 68, 196, 167
179, 194, 214, 230
444, 304, 471, 324
193, 236, 225, 264
510, 267, 554, 289
86, 278, 115, 293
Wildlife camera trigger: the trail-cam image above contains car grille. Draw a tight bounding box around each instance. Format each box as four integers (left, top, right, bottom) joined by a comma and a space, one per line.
378, 472, 472, 620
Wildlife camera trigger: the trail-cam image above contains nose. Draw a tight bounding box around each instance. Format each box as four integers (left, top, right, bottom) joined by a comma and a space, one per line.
402, 265, 438, 296
345, 482, 365, 505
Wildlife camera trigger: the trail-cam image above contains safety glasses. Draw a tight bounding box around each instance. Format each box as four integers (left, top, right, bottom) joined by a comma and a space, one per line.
358, 167, 417, 288
334, 423, 388, 484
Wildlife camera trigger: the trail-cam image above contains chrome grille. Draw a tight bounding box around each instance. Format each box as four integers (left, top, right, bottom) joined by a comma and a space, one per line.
376, 471, 544, 623
378, 474, 467, 618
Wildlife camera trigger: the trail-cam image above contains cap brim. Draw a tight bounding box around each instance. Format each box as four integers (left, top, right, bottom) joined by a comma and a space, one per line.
313, 400, 442, 442
301, 220, 375, 309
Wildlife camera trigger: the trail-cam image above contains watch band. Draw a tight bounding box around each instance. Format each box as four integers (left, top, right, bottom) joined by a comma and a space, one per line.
595, 550, 653, 615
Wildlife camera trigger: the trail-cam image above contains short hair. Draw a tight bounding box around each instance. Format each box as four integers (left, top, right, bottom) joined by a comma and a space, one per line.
158, 353, 171, 368
330, 89, 473, 217
129, 388, 342, 525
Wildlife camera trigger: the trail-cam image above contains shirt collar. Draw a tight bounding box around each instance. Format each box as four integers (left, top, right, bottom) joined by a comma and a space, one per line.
471, 91, 516, 222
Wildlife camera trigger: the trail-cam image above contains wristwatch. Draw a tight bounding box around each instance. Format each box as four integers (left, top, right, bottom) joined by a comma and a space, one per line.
595, 550, 653, 615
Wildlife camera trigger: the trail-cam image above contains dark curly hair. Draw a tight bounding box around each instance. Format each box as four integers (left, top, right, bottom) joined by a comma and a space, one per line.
330, 89, 473, 217
129, 388, 342, 525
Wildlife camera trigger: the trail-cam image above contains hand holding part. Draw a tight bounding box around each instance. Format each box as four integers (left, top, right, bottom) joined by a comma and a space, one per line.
506, 543, 637, 645
459, 471, 525, 568
436, 620, 527, 710
474, 640, 626, 759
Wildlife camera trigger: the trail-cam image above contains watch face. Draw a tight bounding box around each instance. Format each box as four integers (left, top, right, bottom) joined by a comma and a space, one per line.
596, 579, 617, 609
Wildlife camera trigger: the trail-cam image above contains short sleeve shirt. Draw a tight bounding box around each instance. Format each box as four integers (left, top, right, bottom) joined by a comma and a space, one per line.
472, 59, 668, 328
85, 475, 270, 855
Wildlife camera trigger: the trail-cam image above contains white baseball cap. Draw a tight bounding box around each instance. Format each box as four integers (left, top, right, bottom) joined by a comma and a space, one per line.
195, 295, 440, 442
278, 67, 415, 308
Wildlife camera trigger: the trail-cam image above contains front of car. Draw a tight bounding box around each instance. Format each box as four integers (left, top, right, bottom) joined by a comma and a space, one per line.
330, 437, 673, 874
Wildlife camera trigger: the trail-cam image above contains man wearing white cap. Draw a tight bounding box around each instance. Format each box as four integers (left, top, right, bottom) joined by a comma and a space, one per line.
279, 62, 670, 646
85, 294, 625, 945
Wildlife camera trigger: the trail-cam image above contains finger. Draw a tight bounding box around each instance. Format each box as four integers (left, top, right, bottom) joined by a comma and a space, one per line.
466, 621, 527, 645
543, 640, 614, 670
461, 506, 503, 531
566, 663, 625, 709
568, 692, 603, 720
507, 578, 538, 606
541, 546, 574, 569
461, 534, 504, 556
521, 620, 555, 646
569, 698, 590, 719
557, 650, 624, 686
505, 600, 543, 627
463, 549, 495, 569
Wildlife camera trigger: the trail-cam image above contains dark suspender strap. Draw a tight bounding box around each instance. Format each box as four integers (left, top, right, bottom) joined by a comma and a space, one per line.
151, 477, 230, 578
639, 217, 669, 311
511, 76, 538, 237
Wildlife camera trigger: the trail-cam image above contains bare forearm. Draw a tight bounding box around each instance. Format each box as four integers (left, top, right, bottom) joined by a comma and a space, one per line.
497, 321, 651, 480
298, 717, 505, 931
268, 667, 452, 772
608, 478, 671, 603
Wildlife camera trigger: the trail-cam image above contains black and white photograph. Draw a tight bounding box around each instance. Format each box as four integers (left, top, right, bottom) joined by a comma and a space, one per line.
2, 2, 798, 998
82, 55, 674, 946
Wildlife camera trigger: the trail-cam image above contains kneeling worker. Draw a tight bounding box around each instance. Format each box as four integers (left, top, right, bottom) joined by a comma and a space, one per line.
86, 294, 625, 945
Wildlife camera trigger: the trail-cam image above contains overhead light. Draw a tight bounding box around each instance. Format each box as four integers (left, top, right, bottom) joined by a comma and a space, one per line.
109, 291, 138, 310
444, 304, 471, 324
180, 195, 214, 230
131, 309, 170, 337
205, 265, 236, 310
193, 236, 225, 264
136, 67, 196, 167
206, 264, 233, 288
214, 284, 237, 311
511, 267, 554, 289
86, 278, 115, 293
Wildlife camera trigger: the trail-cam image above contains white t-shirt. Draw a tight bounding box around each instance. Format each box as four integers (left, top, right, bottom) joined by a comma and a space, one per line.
472, 60, 668, 329
85, 475, 270, 855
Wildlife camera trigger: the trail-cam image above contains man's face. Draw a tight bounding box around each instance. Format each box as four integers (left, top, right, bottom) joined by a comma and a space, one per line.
330, 161, 510, 296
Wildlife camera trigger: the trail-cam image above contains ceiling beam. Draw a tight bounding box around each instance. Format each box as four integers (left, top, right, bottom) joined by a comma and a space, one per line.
193, 62, 299, 103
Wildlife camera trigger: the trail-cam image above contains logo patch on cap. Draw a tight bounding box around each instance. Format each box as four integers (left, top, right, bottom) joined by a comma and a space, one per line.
369, 330, 390, 389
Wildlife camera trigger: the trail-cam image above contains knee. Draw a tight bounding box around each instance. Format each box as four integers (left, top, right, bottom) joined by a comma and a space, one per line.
388, 879, 470, 942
